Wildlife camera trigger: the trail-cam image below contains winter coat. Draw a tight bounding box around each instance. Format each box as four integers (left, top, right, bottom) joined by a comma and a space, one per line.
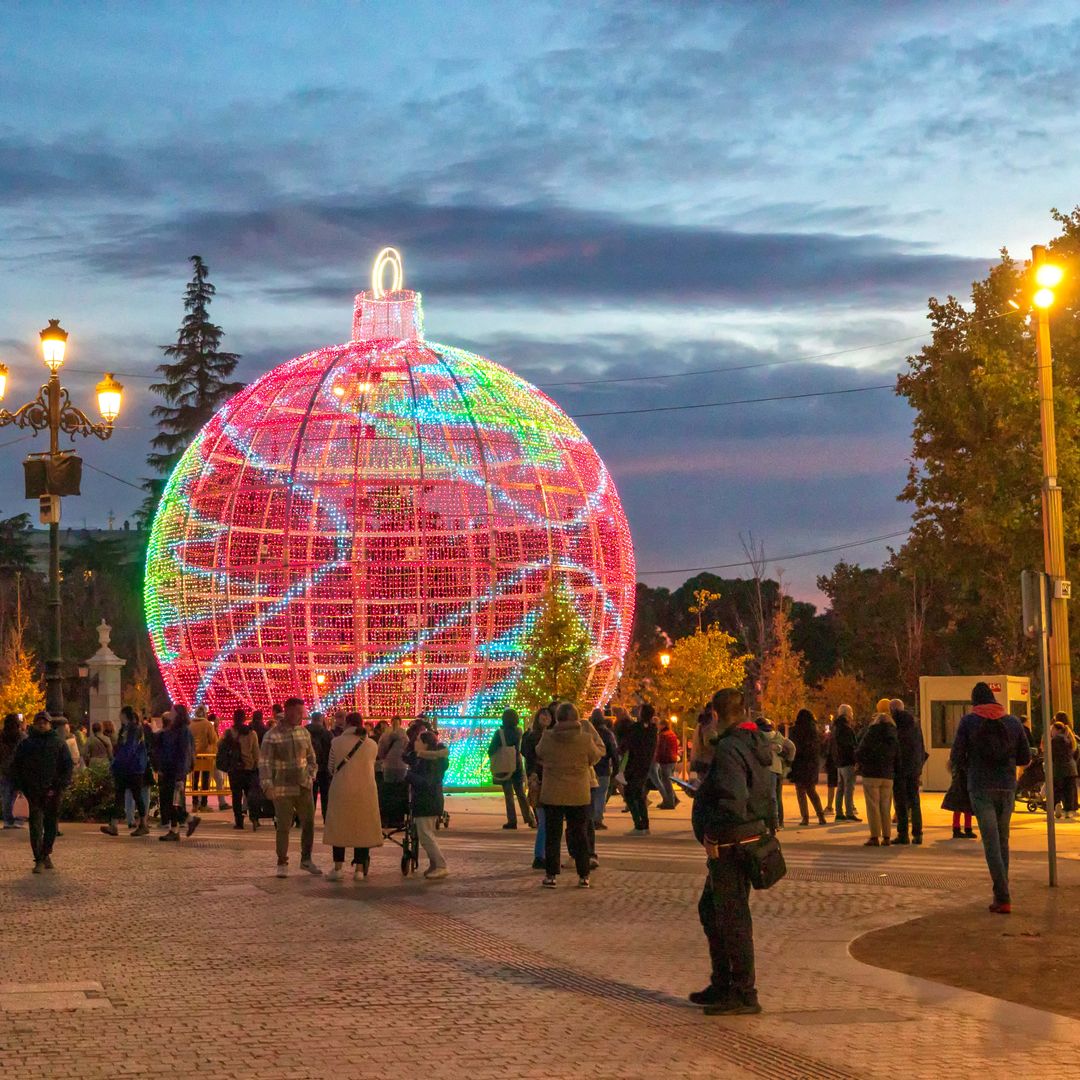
691, 720, 719, 774
950, 704, 1031, 793
158, 724, 195, 777
893, 710, 927, 780
83, 734, 113, 767
788, 727, 821, 786
758, 725, 794, 777
832, 718, 858, 767
307, 723, 333, 774
521, 728, 544, 779
855, 719, 899, 780
488, 725, 524, 779
537, 720, 602, 806
323, 731, 383, 849
189, 718, 217, 757
111, 735, 148, 780
657, 729, 681, 765
594, 723, 619, 777
0, 734, 23, 780
408, 743, 449, 817
692, 723, 777, 844
1051, 733, 1079, 780
621, 720, 658, 783
11, 728, 74, 800
377, 727, 409, 782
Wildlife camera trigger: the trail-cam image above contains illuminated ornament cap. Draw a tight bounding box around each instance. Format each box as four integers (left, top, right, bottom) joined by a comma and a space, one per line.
144, 249, 636, 785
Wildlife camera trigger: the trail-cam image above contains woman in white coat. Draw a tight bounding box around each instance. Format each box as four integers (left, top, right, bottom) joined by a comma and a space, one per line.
324, 713, 383, 880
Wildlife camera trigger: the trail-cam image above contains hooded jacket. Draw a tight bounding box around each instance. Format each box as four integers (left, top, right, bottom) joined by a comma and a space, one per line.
12, 727, 74, 800
536, 719, 602, 806
620, 718, 658, 782
950, 703, 1031, 792
692, 722, 776, 844
408, 742, 450, 817
892, 709, 927, 780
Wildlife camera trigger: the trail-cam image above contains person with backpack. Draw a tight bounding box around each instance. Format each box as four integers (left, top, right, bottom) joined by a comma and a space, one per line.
324, 712, 382, 881
408, 728, 450, 879
100, 713, 150, 837
82, 722, 113, 768
950, 682, 1032, 913
11, 711, 74, 872
855, 711, 899, 846
755, 717, 794, 829
832, 706, 860, 821
489, 708, 535, 830
690, 688, 775, 1016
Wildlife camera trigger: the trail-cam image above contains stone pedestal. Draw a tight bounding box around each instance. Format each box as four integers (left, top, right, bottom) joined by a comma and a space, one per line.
86, 621, 125, 728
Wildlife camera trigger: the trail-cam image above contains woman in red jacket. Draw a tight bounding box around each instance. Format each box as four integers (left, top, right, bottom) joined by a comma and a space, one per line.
656, 719, 681, 810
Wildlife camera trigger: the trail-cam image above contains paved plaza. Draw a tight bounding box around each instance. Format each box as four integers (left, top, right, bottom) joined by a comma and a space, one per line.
3, 791, 1080, 1079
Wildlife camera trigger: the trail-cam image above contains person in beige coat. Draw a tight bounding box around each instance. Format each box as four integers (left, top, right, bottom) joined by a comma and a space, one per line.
190, 706, 219, 811
537, 702, 602, 889
324, 713, 383, 880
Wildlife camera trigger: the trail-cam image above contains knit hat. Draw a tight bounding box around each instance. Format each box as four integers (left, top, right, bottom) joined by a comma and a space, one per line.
971, 682, 996, 706
875, 697, 891, 715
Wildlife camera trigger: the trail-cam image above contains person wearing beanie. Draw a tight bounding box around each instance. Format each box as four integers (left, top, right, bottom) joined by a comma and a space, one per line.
489, 708, 534, 830
950, 682, 1031, 914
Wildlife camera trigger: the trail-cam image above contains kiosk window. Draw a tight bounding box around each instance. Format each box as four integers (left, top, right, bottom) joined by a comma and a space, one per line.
1009, 699, 1029, 721
930, 700, 970, 749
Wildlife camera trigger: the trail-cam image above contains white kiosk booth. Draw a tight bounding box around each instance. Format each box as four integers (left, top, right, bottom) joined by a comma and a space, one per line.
919, 674, 1031, 791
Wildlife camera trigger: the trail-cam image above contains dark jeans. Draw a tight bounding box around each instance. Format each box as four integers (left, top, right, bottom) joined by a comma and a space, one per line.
501, 773, 534, 827
894, 774, 923, 838
625, 778, 650, 831
795, 782, 824, 823
228, 769, 258, 825
543, 804, 590, 878
1054, 775, 1078, 812
1, 776, 17, 825
159, 773, 188, 829
971, 789, 1014, 904
332, 846, 369, 865
313, 769, 331, 821
113, 774, 146, 821
27, 792, 61, 862
698, 847, 755, 995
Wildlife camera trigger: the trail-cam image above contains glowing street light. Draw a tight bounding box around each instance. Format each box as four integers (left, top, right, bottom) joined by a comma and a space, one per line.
659, 652, 671, 669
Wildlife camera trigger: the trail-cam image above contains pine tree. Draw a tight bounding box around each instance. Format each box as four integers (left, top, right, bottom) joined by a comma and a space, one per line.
0, 622, 45, 718
142, 255, 242, 519
514, 581, 594, 714
758, 601, 807, 730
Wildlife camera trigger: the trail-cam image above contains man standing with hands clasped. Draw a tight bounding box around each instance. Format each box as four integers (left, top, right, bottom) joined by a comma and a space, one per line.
259, 697, 321, 878
690, 688, 777, 1016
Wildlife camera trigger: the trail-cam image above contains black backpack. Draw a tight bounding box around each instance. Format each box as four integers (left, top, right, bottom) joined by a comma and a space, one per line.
975, 716, 1013, 768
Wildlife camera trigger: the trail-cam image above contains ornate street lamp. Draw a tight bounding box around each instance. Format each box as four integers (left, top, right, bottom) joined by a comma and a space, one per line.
0, 319, 123, 716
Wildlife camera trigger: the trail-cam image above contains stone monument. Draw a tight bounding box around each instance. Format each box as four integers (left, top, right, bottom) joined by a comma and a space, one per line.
86, 620, 125, 728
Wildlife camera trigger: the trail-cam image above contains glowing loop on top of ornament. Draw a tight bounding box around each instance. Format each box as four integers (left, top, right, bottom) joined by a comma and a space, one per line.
144, 249, 636, 786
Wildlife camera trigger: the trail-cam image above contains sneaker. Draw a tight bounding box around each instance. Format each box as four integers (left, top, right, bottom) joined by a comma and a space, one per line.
100, 824, 119, 837
276, 863, 288, 878
848, 815, 862, 822
589, 856, 599, 870
577, 876, 591, 889
32, 861, 43, 874
425, 866, 449, 880
688, 985, 729, 1006
3, 822, 24, 829
541, 876, 557, 889
185, 815, 202, 838
630, 828, 650, 835
326, 867, 344, 882
42, 856, 54, 870
299, 860, 323, 876
531, 858, 546, 870
989, 901, 1011, 914
502, 822, 518, 830
704, 992, 762, 1016
159, 830, 180, 842
132, 824, 150, 837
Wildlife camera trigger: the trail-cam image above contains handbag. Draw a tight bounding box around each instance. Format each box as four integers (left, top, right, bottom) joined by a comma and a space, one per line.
742, 833, 787, 890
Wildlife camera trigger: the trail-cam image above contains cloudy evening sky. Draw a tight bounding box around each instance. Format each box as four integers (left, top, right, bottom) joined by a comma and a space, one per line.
2, 1, 1079, 602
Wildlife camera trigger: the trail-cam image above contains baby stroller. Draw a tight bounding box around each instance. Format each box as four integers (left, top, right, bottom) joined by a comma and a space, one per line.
377, 774, 420, 875
1016, 752, 1047, 814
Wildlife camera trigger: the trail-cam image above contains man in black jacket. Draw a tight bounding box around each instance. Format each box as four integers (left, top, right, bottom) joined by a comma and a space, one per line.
690, 688, 776, 1016
11, 712, 74, 873
307, 712, 333, 822
891, 698, 926, 845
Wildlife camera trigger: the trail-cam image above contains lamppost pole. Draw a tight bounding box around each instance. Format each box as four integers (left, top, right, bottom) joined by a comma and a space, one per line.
0, 319, 123, 718
1031, 246, 1072, 722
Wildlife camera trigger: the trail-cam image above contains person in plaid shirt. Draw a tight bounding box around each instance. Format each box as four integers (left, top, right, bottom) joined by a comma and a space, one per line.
259, 697, 321, 877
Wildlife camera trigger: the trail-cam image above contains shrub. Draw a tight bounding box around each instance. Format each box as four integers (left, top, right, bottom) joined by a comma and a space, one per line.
60, 763, 116, 822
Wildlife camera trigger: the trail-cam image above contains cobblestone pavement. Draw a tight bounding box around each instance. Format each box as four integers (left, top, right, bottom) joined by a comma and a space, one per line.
3, 792, 1080, 1079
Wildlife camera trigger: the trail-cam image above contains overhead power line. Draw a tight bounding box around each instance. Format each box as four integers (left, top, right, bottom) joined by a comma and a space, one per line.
637, 529, 911, 576
81, 459, 146, 492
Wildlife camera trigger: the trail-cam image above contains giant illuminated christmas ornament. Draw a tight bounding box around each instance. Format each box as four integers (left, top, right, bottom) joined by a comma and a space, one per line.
145, 249, 635, 784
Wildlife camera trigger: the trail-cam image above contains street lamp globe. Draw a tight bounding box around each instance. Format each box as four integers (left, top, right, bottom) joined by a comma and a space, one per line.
95, 372, 123, 423
1035, 264, 1064, 288
659, 652, 671, 669
39, 319, 68, 374
1034, 287, 1056, 309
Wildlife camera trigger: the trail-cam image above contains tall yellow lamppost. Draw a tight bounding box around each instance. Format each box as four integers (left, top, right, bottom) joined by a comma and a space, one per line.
0, 320, 123, 716
1031, 247, 1072, 721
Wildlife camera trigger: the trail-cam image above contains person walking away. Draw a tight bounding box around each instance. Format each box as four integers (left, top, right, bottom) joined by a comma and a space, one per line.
408, 728, 450, 878
189, 706, 218, 811
307, 712, 333, 822
950, 682, 1031, 913
656, 719, 681, 809
324, 712, 382, 881
489, 709, 535, 829
100, 719, 150, 836
377, 716, 409, 783
1049, 716, 1078, 821
228, 709, 262, 830
1, 713, 25, 828
832, 706, 860, 821
82, 722, 113, 768
216, 715, 241, 826
822, 722, 838, 816
621, 703, 659, 834
855, 711, 898, 846
158, 707, 201, 841
689, 687, 774, 1016
251, 709, 267, 744
260, 697, 321, 877
11, 712, 74, 872
942, 759, 976, 839
537, 702, 601, 888
891, 698, 926, 844
590, 709, 619, 829
789, 710, 826, 826
522, 708, 553, 869
755, 717, 793, 829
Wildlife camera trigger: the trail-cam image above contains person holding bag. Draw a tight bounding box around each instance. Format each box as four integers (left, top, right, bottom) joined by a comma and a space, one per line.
324, 712, 383, 881
489, 708, 535, 830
